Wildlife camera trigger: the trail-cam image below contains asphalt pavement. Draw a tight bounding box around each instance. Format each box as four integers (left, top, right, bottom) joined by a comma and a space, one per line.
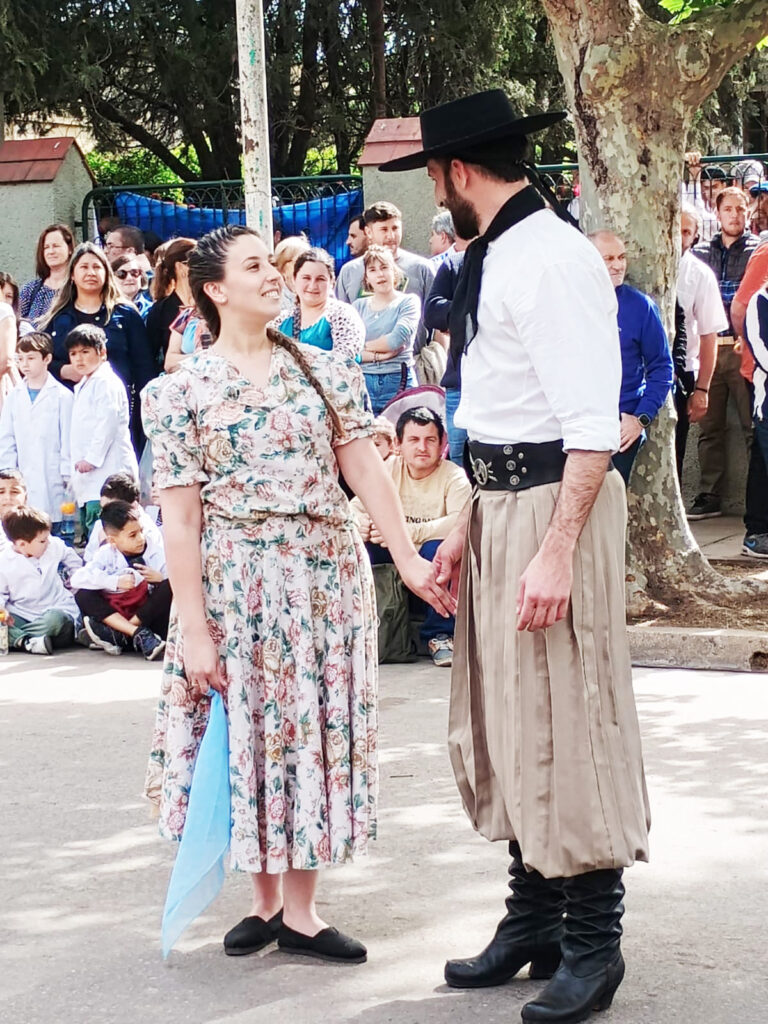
1, 650, 767, 1024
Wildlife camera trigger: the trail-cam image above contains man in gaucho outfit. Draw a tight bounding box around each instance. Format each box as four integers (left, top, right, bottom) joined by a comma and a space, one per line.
380, 90, 650, 1024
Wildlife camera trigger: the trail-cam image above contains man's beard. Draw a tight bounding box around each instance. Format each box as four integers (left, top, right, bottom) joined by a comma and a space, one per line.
443, 173, 480, 239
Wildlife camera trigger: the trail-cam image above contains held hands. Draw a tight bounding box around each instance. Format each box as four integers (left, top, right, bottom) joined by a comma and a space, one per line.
434, 527, 465, 603
517, 546, 573, 632
619, 413, 644, 453
397, 551, 456, 619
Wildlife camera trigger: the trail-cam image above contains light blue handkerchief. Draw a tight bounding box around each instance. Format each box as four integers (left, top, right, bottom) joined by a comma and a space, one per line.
161, 690, 231, 958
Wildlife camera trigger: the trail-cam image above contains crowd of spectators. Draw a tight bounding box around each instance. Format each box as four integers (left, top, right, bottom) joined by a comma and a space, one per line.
2, 151, 768, 665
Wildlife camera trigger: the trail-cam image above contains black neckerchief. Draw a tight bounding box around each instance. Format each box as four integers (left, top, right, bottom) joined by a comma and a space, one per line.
449, 186, 545, 365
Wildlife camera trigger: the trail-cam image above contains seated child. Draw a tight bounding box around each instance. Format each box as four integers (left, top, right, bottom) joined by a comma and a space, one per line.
371, 415, 397, 460
0, 332, 73, 529
72, 500, 170, 661
83, 472, 164, 562
0, 506, 83, 655
67, 324, 139, 537
0, 470, 27, 555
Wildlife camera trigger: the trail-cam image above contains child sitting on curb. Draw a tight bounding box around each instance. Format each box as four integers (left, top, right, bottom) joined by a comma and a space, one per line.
71, 500, 170, 660
0, 506, 82, 654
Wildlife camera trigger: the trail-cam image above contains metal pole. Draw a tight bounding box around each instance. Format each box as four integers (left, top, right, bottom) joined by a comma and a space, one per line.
235, 0, 273, 245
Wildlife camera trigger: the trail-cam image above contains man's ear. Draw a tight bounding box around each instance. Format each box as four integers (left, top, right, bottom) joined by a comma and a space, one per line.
364, 224, 374, 241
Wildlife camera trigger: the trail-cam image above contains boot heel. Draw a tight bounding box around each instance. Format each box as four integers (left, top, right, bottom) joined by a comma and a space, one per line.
593, 961, 625, 1012
528, 947, 562, 980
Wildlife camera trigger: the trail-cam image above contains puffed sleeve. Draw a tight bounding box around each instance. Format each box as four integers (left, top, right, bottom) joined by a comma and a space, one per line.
326, 357, 374, 448
140, 372, 209, 488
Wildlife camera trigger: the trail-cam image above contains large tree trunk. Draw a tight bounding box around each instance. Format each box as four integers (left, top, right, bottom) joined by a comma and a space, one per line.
367, 0, 387, 119
539, 0, 768, 612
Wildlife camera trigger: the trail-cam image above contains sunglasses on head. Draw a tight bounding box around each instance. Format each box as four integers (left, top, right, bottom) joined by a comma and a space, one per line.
116, 268, 143, 279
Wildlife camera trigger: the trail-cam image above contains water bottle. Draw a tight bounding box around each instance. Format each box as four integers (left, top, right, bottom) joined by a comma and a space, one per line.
0, 609, 9, 656
60, 492, 77, 548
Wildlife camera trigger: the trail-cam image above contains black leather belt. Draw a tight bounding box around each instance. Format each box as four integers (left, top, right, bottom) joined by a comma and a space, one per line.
466, 439, 567, 491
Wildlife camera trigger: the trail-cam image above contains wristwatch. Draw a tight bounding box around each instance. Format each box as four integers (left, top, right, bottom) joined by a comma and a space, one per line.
637, 413, 652, 428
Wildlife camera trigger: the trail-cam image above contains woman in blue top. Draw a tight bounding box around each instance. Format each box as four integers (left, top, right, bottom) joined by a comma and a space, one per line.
275, 248, 365, 359
353, 245, 421, 415
41, 242, 156, 451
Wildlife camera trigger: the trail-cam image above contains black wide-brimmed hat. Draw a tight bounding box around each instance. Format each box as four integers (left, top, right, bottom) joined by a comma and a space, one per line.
379, 89, 567, 172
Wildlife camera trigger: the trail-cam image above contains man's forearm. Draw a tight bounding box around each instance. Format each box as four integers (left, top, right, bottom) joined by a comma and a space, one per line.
540, 450, 612, 557
697, 333, 718, 391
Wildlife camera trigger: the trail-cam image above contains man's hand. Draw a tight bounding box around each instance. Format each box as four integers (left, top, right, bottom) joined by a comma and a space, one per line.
117, 573, 136, 590
517, 547, 573, 632
619, 413, 644, 452
397, 552, 456, 619
370, 524, 387, 547
685, 151, 702, 178
137, 566, 164, 584
434, 525, 466, 601
687, 389, 708, 424
75, 460, 96, 473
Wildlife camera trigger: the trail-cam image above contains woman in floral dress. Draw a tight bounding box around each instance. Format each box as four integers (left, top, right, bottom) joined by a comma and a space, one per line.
141, 225, 453, 965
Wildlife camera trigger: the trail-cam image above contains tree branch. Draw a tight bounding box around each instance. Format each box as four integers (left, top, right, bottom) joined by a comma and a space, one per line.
676, 0, 768, 106
89, 96, 196, 181
539, 0, 638, 40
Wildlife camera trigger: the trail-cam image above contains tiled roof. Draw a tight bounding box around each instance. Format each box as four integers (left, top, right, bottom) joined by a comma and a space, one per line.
0, 137, 90, 184
358, 118, 422, 167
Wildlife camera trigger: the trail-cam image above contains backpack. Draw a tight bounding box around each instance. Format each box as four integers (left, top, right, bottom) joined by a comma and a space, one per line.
372, 563, 417, 663
414, 337, 448, 386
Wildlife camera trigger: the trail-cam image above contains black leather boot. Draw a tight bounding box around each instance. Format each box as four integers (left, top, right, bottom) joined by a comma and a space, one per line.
444, 842, 564, 988
521, 868, 625, 1023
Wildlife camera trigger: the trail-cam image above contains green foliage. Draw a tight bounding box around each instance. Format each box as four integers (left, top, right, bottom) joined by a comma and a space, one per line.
86, 147, 201, 187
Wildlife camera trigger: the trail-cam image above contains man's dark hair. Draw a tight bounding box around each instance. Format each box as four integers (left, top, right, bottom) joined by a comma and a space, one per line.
715, 185, 748, 211
395, 406, 445, 443
0, 468, 26, 486
101, 500, 140, 534
350, 215, 365, 231
65, 323, 107, 352
439, 135, 531, 185
2, 506, 51, 542
110, 225, 145, 253
364, 201, 402, 225
101, 473, 140, 504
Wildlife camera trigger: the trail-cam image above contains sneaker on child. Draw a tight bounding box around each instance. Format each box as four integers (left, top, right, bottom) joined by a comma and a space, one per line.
83, 616, 125, 656
20, 635, 54, 656
132, 626, 166, 661
742, 533, 768, 559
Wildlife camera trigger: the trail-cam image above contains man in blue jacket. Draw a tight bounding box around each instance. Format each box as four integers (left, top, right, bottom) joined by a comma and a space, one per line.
590, 231, 675, 484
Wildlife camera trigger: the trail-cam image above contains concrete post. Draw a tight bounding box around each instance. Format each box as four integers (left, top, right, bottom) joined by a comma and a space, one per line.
235, 0, 273, 245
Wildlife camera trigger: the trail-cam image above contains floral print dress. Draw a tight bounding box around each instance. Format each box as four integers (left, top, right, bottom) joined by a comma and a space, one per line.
141, 343, 377, 873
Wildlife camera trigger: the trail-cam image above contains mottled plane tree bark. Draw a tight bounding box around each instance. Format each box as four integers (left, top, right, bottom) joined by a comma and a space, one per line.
539, 0, 768, 612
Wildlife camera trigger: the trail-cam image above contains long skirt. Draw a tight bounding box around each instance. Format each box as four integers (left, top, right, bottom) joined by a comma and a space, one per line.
144, 514, 378, 873
448, 471, 650, 878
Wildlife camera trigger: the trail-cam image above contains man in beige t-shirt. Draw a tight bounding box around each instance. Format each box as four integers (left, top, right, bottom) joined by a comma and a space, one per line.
352, 406, 471, 666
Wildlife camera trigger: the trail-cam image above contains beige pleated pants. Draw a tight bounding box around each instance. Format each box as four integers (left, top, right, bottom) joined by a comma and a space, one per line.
448, 471, 651, 879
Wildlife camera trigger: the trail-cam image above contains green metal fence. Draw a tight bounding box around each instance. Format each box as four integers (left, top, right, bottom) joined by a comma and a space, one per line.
79, 175, 363, 243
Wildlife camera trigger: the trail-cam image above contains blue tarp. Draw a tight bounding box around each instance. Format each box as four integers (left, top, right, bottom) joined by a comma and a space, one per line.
114, 188, 362, 272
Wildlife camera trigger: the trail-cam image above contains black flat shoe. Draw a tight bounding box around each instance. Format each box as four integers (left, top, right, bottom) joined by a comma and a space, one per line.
277, 923, 367, 963
223, 910, 283, 956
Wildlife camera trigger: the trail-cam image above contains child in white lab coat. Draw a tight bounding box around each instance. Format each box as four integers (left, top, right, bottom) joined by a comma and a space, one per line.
66, 324, 139, 537
0, 506, 82, 654
83, 472, 163, 562
72, 500, 169, 660
0, 332, 73, 530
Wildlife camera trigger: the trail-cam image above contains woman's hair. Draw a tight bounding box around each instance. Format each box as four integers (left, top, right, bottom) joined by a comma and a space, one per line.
293, 247, 336, 284
189, 225, 344, 436
274, 235, 310, 276
41, 242, 124, 329
111, 254, 148, 293
152, 237, 196, 300
34, 224, 76, 280
0, 272, 19, 316
362, 244, 405, 288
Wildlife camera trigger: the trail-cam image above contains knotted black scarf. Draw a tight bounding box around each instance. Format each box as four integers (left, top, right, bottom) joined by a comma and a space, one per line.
448, 176, 579, 368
